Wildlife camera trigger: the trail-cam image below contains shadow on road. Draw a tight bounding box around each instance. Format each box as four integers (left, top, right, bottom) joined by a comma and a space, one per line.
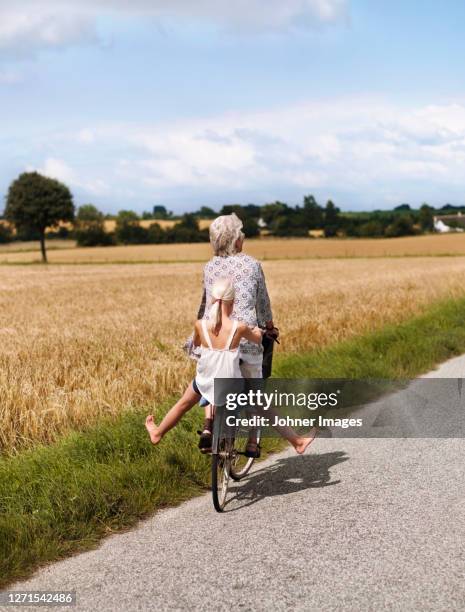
225, 450, 348, 511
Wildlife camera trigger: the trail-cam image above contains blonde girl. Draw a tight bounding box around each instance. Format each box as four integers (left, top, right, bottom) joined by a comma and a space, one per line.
145, 278, 316, 455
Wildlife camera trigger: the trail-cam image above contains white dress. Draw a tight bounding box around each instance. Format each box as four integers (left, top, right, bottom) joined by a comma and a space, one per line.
195, 319, 242, 406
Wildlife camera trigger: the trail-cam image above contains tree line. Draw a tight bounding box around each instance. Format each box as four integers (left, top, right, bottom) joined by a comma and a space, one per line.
1, 171, 462, 262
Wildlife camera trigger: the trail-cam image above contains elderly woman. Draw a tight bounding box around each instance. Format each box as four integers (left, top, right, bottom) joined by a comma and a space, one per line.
196, 213, 277, 378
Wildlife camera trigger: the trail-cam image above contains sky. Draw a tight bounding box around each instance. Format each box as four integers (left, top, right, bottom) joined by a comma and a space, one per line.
2, 0, 465, 214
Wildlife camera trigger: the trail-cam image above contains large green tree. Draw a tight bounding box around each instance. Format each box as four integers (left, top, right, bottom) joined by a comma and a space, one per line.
5, 172, 74, 262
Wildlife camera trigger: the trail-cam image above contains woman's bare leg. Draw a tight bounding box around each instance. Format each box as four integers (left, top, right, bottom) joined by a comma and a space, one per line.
145, 383, 200, 445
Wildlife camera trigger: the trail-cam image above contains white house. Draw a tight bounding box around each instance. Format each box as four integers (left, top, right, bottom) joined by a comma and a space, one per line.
433, 214, 465, 233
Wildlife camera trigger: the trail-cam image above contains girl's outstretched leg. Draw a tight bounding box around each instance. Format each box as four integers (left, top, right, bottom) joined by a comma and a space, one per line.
290, 427, 317, 454
145, 383, 201, 445
267, 407, 317, 454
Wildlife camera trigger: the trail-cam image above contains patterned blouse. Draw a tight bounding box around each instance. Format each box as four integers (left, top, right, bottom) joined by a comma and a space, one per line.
193, 253, 273, 357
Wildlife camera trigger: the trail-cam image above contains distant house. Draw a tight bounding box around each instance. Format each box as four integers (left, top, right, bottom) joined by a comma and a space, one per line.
433, 213, 465, 233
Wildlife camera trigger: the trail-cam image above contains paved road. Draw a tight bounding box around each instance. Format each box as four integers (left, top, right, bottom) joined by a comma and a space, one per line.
4, 358, 465, 611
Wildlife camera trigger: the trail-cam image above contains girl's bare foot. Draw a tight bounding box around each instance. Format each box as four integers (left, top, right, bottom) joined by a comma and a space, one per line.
145, 415, 162, 445
292, 428, 317, 455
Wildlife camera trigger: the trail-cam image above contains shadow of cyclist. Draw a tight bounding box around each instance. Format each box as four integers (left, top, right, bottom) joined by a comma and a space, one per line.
225, 450, 348, 511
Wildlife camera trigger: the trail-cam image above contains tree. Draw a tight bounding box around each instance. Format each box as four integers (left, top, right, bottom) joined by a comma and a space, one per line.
166, 214, 209, 243
195, 206, 217, 218
439, 203, 464, 212
0, 222, 13, 244
323, 200, 340, 237
272, 214, 309, 237
76, 204, 103, 223
384, 214, 416, 238
152, 205, 172, 219
5, 172, 74, 262
394, 203, 411, 211
146, 222, 167, 244
357, 220, 384, 237
220, 203, 261, 221
242, 204, 261, 219
302, 195, 324, 229
419, 203, 434, 232
220, 204, 246, 218
178, 213, 199, 231
74, 204, 113, 247
260, 202, 290, 227
115, 210, 146, 244
242, 217, 260, 238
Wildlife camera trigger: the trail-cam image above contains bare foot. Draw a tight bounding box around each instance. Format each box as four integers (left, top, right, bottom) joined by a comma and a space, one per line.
145, 415, 162, 445
292, 428, 317, 455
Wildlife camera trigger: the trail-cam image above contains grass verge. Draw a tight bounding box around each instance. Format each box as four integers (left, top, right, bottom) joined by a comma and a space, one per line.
2, 295, 465, 587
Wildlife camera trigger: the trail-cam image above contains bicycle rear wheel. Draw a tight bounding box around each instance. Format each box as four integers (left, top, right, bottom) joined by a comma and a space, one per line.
211, 438, 232, 512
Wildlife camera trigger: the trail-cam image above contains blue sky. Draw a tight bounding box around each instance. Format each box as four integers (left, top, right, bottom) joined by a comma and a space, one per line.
2, 0, 465, 214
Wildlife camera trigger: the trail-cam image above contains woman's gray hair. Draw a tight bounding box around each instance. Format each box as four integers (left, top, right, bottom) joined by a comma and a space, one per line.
209, 213, 244, 257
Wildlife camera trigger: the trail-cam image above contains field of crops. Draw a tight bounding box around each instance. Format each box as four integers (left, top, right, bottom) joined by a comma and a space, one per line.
102, 218, 213, 232
0, 240, 77, 253
3, 255, 465, 453
2, 234, 465, 264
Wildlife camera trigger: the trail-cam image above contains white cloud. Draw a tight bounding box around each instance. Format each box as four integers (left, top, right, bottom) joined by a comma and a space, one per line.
119, 0, 349, 30
0, 1, 348, 56
109, 98, 465, 203
0, 7, 97, 57
38, 158, 76, 184
24, 97, 465, 209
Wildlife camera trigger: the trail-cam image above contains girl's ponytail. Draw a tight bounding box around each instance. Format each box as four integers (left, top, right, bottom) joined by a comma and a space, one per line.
208, 299, 222, 336
208, 277, 235, 336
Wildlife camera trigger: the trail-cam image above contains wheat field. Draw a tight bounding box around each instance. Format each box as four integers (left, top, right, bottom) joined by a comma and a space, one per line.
2, 255, 465, 453
2, 234, 465, 264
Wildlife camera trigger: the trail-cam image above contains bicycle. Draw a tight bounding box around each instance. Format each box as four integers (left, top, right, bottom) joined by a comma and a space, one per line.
210, 326, 278, 512
210, 406, 261, 512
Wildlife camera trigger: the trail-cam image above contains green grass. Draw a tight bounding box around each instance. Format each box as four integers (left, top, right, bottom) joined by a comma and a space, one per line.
0, 408, 208, 586
2, 295, 465, 587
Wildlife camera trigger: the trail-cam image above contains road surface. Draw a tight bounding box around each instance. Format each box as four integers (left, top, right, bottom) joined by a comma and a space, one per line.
4, 356, 465, 611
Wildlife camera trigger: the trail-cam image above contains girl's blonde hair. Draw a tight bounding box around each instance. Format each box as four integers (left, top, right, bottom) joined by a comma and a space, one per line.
208, 277, 235, 335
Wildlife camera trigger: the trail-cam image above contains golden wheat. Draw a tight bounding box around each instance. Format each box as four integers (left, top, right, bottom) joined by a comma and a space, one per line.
2, 234, 465, 264
102, 219, 212, 232
2, 256, 465, 453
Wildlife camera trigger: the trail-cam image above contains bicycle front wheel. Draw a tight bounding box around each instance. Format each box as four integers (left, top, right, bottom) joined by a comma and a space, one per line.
211, 438, 231, 512
230, 427, 261, 481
